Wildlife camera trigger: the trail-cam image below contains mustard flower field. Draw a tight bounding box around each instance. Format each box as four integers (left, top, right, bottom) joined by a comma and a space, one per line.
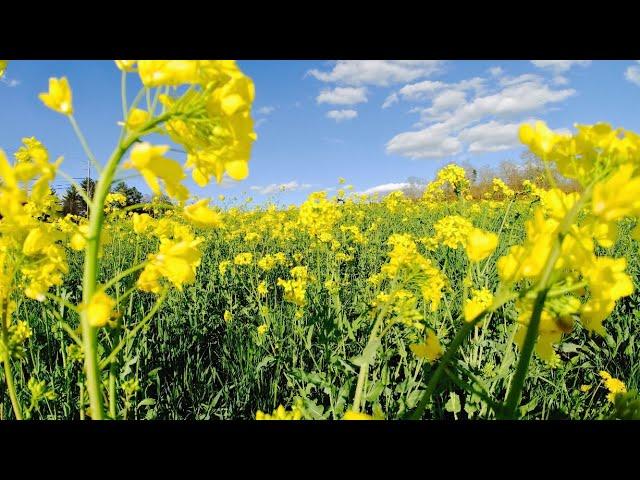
0, 60, 638, 420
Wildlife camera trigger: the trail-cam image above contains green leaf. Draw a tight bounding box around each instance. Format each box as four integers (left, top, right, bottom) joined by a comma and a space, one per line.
366, 381, 385, 403
256, 355, 275, 372
445, 392, 461, 414
559, 343, 580, 354
137, 398, 156, 408
305, 325, 314, 351
351, 337, 381, 368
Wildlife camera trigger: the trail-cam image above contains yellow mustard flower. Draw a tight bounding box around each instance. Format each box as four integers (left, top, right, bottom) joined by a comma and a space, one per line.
86, 291, 116, 328
39, 77, 73, 115
124, 143, 189, 202
599, 371, 627, 402
183, 199, 223, 228
115, 60, 137, 72
409, 331, 443, 363
466, 228, 498, 262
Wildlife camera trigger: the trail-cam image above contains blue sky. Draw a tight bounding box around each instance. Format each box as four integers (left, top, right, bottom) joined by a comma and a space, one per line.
2, 60, 640, 206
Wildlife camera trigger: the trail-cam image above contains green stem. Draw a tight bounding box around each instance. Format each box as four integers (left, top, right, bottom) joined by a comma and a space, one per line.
352, 363, 370, 413
45, 293, 80, 313
80, 115, 169, 420
497, 180, 599, 419
109, 357, 117, 419
410, 319, 478, 420
500, 288, 548, 419
120, 70, 128, 124
57, 168, 93, 206
443, 367, 502, 415
1, 300, 23, 420
102, 261, 148, 293
69, 115, 102, 175
350, 285, 395, 413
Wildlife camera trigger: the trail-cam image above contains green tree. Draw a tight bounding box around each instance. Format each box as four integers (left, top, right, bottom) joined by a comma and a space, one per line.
112, 181, 143, 207
61, 184, 85, 216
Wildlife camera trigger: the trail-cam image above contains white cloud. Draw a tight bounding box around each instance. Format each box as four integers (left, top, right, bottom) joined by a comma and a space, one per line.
360, 182, 411, 195
316, 87, 367, 105
625, 61, 640, 87
257, 106, 276, 115
458, 121, 523, 153
382, 92, 399, 109
326, 109, 358, 122
255, 118, 268, 128
531, 60, 591, 73
308, 60, 444, 86
489, 66, 504, 77
387, 76, 576, 159
498, 73, 543, 87
397, 80, 446, 101
393, 77, 485, 104
422, 89, 467, 120
250, 181, 313, 195
428, 81, 575, 130
553, 75, 569, 85
386, 123, 463, 159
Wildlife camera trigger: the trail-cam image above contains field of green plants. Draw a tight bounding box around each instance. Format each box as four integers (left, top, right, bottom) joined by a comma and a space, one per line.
2, 192, 638, 420
1, 60, 639, 420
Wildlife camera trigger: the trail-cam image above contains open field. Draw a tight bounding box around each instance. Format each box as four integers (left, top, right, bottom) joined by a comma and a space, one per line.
1, 60, 639, 420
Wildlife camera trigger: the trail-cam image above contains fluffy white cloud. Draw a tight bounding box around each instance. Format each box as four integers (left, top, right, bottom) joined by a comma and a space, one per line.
489, 66, 504, 77
531, 60, 591, 73
316, 87, 367, 105
326, 109, 358, 122
458, 121, 523, 153
386, 123, 463, 159
429, 81, 575, 130
421, 89, 467, 120
360, 182, 411, 195
393, 77, 485, 104
250, 181, 312, 195
397, 80, 446, 101
387, 76, 575, 159
308, 60, 444, 86
625, 61, 640, 87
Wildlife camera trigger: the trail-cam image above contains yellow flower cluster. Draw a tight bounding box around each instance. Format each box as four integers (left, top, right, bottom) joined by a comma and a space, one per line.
117, 61, 257, 199
409, 331, 443, 363
422, 164, 470, 205
519, 121, 640, 186
599, 371, 627, 403
464, 288, 494, 323
423, 215, 498, 263
136, 220, 204, 294
257, 252, 287, 271
380, 233, 446, 313
497, 121, 639, 360
0, 139, 70, 302
491, 178, 515, 199
277, 266, 309, 308
299, 191, 342, 239
255, 402, 303, 420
